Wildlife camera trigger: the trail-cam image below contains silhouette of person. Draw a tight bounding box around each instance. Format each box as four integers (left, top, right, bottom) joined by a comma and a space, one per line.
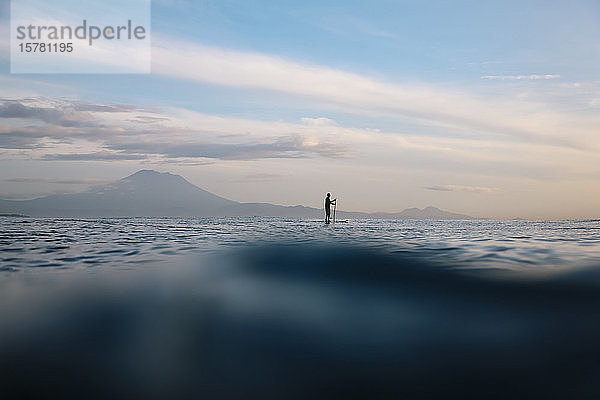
325, 193, 336, 224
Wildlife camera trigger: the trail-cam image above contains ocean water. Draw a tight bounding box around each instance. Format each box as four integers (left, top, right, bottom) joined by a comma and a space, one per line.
2, 217, 600, 272
2, 217, 600, 399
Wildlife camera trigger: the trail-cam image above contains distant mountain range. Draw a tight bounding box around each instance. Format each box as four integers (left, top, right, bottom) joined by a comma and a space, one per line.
0, 170, 473, 219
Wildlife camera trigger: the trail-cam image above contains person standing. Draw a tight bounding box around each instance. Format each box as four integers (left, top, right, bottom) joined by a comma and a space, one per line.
325, 193, 336, 224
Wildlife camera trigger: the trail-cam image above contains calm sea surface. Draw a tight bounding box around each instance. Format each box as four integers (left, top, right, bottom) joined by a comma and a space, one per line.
2, 217, 600, 272
3, 217, 600, 399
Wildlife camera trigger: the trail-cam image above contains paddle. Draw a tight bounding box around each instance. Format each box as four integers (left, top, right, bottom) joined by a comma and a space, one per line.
333, 199, 336, 223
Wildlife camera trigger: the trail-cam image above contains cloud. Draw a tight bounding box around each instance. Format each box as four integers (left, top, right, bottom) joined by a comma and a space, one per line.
4, 178, 112, 184
0, 98, 351, 161
2, 96, 600, 186
0, 129, 46, 149
0, 98, 158, 130
424, 185, 499, 194
151, 38, 600, 150
42, 152, 147, 161
0, 101, 71, 125
3, 36, 596, 149
0, 98, 172, 150
301, 117, 338, 126
108, 136, 348, 160
130, 115, 171, 124
481, 74, 561, 80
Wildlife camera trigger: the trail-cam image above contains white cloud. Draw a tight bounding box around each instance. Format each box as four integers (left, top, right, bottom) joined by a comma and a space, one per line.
151, 38, 599, 150
300, 117, 337, 126
481, 74, 561, 80
424, 185, 499, 194
1, 33, 595, 149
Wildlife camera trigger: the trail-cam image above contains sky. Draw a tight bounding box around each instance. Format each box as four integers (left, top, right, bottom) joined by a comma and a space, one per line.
0, 0, 599, 219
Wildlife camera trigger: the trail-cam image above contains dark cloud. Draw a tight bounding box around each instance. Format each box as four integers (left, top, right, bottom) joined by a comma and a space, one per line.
0, 123, 154, 150
110, 136, 348, 160
42, 152, 147, 161
0, 99, 159, 129
0, 101, 65, 124
0, 126, 59, 149
0, 97, 349, 161
0, 100, 99, 128
0, 134, 40, 149
0, 126, 83, 149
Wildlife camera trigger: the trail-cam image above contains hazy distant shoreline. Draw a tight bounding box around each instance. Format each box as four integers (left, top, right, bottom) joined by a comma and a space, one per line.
0, 170, 473, 219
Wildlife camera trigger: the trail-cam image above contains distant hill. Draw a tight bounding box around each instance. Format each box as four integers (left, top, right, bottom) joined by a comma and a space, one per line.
0, 170, 473, 219
367, 206, 473, 220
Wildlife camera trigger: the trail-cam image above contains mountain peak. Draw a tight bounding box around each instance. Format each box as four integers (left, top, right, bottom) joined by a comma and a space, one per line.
120, 170, 193, 187
124, 170, 178, 180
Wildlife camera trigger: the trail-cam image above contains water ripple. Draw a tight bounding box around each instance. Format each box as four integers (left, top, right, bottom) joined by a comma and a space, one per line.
0, 217, 599, 272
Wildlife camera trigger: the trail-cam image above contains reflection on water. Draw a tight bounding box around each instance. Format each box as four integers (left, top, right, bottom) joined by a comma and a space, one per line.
1, 218, 600, 398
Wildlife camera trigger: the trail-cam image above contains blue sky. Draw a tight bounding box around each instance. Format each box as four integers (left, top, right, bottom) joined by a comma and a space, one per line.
1, 0, 599, 218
